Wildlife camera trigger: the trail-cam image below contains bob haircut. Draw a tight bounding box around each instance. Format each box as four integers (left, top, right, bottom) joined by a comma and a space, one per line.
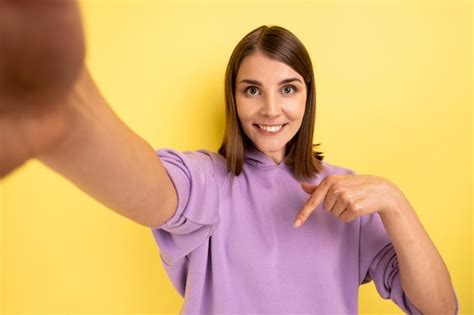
218, 25, 324, 180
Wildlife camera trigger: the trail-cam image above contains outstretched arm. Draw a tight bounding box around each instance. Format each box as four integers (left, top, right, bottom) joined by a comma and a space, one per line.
0, 0, 178, 228
38, 68, 178, 228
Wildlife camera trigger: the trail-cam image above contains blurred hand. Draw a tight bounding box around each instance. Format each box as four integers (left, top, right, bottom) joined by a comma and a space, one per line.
0, 0, 85, 178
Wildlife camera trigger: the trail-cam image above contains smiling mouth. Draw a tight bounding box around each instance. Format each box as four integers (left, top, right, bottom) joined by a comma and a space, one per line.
255, 124, 288, 133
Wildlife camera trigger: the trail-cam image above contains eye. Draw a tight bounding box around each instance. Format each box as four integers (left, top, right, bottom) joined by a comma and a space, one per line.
281, 85, 296, 95
245, 86, 261, 96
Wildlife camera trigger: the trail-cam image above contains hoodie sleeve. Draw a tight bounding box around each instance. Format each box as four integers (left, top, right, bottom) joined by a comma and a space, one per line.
359, 212, 424, 314
150, 149, 220, 268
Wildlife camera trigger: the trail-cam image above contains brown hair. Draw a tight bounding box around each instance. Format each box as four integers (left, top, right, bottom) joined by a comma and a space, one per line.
218, 25, 324, 180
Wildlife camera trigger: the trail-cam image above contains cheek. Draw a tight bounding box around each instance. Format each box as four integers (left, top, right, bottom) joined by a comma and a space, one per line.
235, 99, 254, 123
235, 98, 244, 120
296, 93, 307, 120
284, 96, 306, 121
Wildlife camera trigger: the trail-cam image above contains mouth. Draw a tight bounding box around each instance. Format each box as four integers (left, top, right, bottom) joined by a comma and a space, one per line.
253, 123, 288, 134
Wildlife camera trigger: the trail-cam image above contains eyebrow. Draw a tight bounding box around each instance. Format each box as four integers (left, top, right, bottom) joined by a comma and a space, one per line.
238, 78, 303, 86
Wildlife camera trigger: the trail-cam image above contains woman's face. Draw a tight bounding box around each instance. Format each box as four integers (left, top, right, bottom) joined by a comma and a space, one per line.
235, 52, 307, 164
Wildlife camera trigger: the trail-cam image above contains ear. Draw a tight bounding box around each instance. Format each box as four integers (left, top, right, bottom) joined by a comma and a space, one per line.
300, 182, 318, 195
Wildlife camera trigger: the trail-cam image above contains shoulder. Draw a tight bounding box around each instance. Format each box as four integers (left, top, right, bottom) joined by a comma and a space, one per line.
157, 148, 226, 176
157, 148, 220, 162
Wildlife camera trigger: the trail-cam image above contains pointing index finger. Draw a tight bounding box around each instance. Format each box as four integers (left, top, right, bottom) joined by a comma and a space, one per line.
294, 179, 330, 228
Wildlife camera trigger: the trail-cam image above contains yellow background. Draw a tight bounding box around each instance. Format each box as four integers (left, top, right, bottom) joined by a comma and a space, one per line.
1, 0, 472, 314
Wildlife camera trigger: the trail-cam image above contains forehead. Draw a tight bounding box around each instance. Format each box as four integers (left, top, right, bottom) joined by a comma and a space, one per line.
236, 52, 303, 83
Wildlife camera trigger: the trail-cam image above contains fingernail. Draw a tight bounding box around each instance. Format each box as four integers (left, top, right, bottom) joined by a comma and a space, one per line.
294, 219, 302, 228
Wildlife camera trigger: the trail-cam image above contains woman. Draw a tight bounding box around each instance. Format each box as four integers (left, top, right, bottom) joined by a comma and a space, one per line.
147, 26, 458, 314
2, 19, 457, 313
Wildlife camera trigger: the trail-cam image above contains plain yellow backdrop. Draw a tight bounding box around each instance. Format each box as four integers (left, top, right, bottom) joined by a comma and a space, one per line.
1, 0, 472, 314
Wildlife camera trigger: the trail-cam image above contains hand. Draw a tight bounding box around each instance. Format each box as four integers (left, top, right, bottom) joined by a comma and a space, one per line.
0, 91, 75, 179
0, 0, 85, 179
294, 175, 403, 227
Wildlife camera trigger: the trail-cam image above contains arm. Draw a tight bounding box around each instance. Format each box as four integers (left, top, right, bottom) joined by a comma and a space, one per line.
296, 175, 457, 313
0, 1, 177, 228
37, 68, 178, 228
378, 185, 457, 314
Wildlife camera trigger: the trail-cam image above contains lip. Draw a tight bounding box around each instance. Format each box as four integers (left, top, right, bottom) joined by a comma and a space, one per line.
253, 123, 288, 135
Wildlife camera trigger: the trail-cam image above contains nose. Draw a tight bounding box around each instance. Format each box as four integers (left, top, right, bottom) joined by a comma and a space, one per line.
259, 94, 281, 118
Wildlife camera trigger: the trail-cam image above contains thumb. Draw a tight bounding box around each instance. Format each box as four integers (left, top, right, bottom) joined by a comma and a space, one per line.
300, 182, 318, 195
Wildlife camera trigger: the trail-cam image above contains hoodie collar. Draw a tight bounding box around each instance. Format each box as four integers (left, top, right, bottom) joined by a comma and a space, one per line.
244, 146, 289, 168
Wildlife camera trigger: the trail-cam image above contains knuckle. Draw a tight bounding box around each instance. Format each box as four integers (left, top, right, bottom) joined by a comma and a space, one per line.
323, 175, 335, 185
351, 201, 363, 214
341, 192, 352, 204
331, 182, 348, 196
308, 197, 318, 208
332, 186, 343, 196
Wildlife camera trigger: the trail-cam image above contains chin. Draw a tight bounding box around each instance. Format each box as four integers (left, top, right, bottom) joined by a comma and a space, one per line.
253, 142, 286, 155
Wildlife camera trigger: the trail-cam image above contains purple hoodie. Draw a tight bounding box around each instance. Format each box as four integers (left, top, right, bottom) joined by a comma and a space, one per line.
151, 147, 422, 314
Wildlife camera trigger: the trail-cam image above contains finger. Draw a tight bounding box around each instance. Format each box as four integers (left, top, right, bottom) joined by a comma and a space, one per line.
294, 181, 331, 228
339, 208, 356, 224
300, 182, 318, 195
331, 199, 347, 218
322, 187, 338, 213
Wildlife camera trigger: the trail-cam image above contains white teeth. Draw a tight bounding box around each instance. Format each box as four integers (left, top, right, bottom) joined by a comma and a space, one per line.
258, 124, 284, 132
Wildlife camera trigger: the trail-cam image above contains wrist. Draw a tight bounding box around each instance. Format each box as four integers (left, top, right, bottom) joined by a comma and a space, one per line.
378, 179, 410, 217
